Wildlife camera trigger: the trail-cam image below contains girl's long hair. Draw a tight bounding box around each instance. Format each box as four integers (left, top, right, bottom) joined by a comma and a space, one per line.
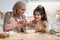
33, 5, 47, 21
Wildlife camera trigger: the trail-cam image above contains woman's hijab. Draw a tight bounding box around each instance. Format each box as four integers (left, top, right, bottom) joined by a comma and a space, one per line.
13, 1, 26, 16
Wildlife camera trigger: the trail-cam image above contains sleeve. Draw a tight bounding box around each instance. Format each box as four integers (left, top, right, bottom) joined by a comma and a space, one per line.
3, 12, 11, 31
3, 12, 17, 31
4, 12, 11, 25
40, 21, 48, 32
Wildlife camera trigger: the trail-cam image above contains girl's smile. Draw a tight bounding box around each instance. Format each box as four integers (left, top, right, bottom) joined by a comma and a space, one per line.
34, 11, 42, 22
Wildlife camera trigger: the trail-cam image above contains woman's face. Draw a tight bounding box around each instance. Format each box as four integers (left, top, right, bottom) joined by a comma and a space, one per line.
34, 11, 42, 22
17, 6, 26, 16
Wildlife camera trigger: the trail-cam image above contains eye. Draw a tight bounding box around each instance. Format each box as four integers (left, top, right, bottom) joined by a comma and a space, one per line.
21, 9, 25, 11
37, 14, 40, 16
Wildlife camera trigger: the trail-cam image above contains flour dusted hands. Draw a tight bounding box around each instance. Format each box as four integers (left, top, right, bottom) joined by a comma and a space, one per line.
17, 19, 28, 26
35, 26, 42, 32
35, 26, 46, 32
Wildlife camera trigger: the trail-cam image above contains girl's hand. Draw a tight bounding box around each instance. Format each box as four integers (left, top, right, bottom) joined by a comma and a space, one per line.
35, 27, 46, 32
35, 27, 41, 32
41, 27, 46, 33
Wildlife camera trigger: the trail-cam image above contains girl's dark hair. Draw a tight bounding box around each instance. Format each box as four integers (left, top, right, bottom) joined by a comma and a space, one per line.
33, 5, 47, 21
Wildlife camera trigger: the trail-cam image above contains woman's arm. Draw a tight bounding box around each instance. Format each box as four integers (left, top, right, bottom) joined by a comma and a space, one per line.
4, 19, 18, 31
3, 12, 18, 31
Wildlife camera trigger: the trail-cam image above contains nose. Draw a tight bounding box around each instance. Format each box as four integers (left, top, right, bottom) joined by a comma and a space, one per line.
22, 10, 25, 13
35, 15, 39, 19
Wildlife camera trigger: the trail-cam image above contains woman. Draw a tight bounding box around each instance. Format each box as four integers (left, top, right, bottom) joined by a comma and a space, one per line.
3, 1, 28, 33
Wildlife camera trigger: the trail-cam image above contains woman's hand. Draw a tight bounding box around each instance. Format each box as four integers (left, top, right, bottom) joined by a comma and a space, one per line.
17, 19, 28, 26
22, 20, 28, 26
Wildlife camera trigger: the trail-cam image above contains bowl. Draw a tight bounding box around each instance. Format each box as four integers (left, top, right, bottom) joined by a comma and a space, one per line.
26, 29, 35, 33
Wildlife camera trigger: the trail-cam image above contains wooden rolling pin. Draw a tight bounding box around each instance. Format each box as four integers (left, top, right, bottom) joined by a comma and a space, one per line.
0, 33, 9, 38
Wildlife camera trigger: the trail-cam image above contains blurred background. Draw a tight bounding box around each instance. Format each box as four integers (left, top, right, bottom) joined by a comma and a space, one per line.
0, 0, 60, 32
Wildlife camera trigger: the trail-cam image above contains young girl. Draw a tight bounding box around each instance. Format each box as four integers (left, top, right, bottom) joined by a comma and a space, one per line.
29, 5, 48, 33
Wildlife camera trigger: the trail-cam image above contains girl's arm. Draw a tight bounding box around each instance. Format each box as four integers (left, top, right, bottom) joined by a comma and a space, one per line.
42, 21, 48, 28
41, 21, 48, 32
35, 21, 48, 32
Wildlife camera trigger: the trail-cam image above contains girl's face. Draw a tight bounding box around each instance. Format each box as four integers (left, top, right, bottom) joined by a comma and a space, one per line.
34, 11, 42, 22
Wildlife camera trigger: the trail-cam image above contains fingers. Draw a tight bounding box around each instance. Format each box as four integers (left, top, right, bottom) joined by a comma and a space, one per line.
17, 19, 28, 26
